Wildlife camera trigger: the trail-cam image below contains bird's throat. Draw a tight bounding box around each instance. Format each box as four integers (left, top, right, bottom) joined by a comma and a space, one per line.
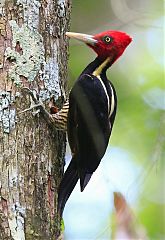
92, 57, 111, 77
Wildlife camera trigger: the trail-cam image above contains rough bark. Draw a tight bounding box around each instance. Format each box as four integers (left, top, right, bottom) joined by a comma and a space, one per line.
0, 0, 71, 239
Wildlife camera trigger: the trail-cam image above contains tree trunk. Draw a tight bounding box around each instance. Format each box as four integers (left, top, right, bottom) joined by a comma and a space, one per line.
0, 0, 71, 239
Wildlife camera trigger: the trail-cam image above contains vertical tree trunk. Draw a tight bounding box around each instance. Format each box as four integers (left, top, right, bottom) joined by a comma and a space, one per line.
0, 0, 71, 239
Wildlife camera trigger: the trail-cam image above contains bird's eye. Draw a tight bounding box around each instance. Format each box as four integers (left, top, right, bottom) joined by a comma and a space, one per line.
103, 36, 112, 44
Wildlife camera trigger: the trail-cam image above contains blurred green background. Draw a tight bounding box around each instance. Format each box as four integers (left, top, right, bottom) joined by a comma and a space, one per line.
64, 0, 164, 239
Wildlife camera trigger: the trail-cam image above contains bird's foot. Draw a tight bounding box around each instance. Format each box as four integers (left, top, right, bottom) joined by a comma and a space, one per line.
20, 87, 42, 115
20, 87, 55, 128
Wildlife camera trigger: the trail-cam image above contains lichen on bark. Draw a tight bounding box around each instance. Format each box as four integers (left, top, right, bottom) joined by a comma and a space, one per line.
5, 20, 45, 84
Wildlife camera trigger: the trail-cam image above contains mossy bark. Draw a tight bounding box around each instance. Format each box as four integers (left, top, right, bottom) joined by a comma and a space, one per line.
0, 0, 71, 239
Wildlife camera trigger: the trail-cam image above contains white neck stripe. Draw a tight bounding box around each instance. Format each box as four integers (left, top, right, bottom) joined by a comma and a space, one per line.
96, 75, 110, 116
109, 84, 115, 117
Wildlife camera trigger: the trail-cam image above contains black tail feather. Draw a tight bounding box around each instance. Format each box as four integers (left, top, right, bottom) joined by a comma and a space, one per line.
80, 173, 93, 192
58, 159, 79, 217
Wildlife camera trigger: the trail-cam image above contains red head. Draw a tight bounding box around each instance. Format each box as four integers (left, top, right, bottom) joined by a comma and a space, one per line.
66, 30, 132, 64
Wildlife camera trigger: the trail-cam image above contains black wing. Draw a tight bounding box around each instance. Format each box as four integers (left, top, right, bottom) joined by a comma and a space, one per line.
67, 73, 115, 190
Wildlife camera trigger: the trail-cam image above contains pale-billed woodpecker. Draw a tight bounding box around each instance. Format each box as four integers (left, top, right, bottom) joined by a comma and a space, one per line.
21, 29, 132, 217
57, 30, 132, 216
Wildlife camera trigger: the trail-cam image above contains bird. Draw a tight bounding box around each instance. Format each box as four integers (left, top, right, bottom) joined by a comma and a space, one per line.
58, 30, 132, 217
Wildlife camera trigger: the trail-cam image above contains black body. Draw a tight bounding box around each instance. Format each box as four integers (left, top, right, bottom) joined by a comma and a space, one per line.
58, 57, 117, 216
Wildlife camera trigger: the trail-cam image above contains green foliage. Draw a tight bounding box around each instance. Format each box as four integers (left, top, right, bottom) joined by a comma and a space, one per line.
60, 219, 65, 233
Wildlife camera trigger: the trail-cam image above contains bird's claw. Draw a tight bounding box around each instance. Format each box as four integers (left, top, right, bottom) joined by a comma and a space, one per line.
21, 87, 40, 104
19, 103, 42, 114
20, 87, 44, 115
20, 87, 55, 128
